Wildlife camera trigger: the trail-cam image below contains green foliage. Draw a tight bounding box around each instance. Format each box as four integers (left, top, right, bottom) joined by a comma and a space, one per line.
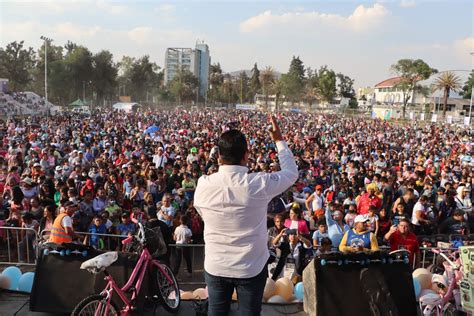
249, 63, 261, 100
129, 55, 160, 102
460, 70, 474, 99
281, 56, 305, 103
92, 50, 118, 103
168, 66, 198, 103
0, 41, 36, 91
209, 63, 224, 102
238, 71, 250, 103
336, 73, 355, 99
391, 58, 436, 118
317, 67, 336, 103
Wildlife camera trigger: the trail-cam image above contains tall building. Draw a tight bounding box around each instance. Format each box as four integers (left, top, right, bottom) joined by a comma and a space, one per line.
164, 41, 211, 99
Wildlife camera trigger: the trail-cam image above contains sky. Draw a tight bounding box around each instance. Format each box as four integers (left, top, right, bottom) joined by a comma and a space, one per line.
1, 0, 473, 89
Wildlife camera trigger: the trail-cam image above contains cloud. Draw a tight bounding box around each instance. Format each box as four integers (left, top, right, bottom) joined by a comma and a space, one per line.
127, 27, 154, 45
155, 4, 175, 14
453, 37, 474, 64
400, 0, 416, 8
55, 23, 102, 39
240, 4, 389, 33
96, 0, 128, 14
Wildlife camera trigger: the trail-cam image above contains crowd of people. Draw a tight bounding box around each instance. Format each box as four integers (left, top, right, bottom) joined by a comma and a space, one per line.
0, 108, 471, 278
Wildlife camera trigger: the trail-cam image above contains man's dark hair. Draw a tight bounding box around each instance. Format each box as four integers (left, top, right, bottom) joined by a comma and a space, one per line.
218, 130, 248, 165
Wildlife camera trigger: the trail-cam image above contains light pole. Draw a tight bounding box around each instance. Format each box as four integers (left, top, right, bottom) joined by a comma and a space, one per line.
40, 36, 53, 110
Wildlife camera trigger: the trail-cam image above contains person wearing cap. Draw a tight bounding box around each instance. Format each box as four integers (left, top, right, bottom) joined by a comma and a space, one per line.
438, 209, 470, 235
384, 218, 419, 266
186, 147, 199, 165
49, 201, 78, 244
455, 186, 472, 213
194, 116, 298, 316
339, 214, 379, 253
305, 185, 324, 214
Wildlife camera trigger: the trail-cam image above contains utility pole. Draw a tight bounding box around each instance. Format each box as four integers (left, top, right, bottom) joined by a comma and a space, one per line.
40, 36, 53, 116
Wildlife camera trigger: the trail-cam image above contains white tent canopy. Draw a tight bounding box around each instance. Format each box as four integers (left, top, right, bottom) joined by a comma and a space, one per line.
112, 102, 142, 112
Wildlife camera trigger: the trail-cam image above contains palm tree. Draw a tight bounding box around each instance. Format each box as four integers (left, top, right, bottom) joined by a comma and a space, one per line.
260, 67, 275, 111
431, 71, 462, 117
271, 79, 283, 112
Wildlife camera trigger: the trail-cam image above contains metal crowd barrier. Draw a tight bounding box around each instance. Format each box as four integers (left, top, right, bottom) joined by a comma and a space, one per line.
167, 243, 205, 285
0, 226, 39, 266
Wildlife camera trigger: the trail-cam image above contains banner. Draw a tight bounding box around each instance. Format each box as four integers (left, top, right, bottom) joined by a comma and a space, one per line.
235, 104, 256, 110
447, 115, 453, 124
431, 114, 437, 122
420, 113, 425, 121
464, 117, 471, 126
409, 112, 414, 120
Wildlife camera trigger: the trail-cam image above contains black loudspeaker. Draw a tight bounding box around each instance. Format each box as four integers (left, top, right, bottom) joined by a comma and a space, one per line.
30, 245, 147, 313
302, 253, 418, 316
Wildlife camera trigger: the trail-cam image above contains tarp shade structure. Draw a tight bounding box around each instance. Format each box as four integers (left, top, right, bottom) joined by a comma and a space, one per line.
68, 99, 88, 107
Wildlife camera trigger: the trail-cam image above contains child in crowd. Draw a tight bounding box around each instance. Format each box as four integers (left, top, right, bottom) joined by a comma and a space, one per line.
117, 212, 135, 237
392, 203, 409, 226
314, 237, 333, 256
312, 219, 328, 250
344, 204, 358, 228
86, 215, 107, 249
172, 215, 193, 276
366, 205, 379, 236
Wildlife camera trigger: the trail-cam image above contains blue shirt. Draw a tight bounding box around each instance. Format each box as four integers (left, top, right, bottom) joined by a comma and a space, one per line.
117, 222, 135, 236
88, 224, 107, 248
325, 207, 349, 248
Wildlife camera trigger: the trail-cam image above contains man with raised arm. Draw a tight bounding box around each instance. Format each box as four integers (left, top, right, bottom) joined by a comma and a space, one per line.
194, 115, 298, 316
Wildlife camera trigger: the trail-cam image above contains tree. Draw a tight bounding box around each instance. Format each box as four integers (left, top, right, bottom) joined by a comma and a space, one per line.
117, 56, 135, 96
92, 50, 118, 105
30, 42, 64, 100
64, 46, 94, 100
317, 66, 336, 104
271, 79, 283, 112
168, 66, 198, 103
0, 41, 35, 91
431, 71, 462, 117
209, 63, 224, 103
260, 66, 275, 110
460, 70, 474, 99
237, 71, 249, 104
249, 63, 261, 102
391, 59, 437, 118
336, 73, 355, 99
281, 56, 306, 105
129, 55, 160, 102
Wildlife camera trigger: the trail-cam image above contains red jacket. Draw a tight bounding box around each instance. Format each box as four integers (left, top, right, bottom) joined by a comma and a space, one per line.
357, 193, 382, 215
284, 219, 310, 235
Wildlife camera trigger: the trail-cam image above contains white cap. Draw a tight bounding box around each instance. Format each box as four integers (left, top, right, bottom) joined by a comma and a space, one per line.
354, 215, 370, 224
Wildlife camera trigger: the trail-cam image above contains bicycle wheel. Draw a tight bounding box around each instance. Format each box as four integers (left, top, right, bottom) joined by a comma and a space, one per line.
71, 294, 119, 316
153, 263, 181, 313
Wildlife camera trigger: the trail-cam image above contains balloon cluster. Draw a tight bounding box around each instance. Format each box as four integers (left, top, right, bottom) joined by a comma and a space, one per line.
263, 277, 304, 304
412, 268, 447, 301
0, 266, 35, 293
178, 278, 305, 304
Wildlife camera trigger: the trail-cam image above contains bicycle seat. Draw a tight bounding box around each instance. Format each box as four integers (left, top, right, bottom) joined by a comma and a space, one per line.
80, 252, 118, 274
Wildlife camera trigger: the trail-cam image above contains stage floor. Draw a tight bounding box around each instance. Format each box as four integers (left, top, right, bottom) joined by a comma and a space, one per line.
0, 290, 307, 316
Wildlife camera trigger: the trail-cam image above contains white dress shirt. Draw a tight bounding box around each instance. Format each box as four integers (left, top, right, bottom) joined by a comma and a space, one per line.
194, 140, 298, 278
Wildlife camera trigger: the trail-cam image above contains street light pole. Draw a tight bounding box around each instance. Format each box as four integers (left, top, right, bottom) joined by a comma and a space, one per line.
40, 36, 53, 114
469, 53, 474, 124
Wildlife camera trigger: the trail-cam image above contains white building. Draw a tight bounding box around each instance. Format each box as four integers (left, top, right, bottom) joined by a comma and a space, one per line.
164, 41, 210, 99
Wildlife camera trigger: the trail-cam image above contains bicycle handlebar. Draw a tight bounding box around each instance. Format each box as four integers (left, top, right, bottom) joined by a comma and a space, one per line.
431, 248, 460, 270
122, 235, 133, 245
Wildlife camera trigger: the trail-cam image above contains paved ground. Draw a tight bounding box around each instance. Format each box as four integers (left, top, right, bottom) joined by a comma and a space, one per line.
0, 291, 307, 316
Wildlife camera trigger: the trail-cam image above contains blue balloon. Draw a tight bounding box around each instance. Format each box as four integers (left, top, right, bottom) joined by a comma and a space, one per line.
2, 266, 22, 290
413, 277, 421, 298
18, 272, 35, 293
294, 282, 304, 300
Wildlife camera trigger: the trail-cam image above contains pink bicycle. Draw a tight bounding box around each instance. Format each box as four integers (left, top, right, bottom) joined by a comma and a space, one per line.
419, 248, 462, 316
71, 220, 181, 315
